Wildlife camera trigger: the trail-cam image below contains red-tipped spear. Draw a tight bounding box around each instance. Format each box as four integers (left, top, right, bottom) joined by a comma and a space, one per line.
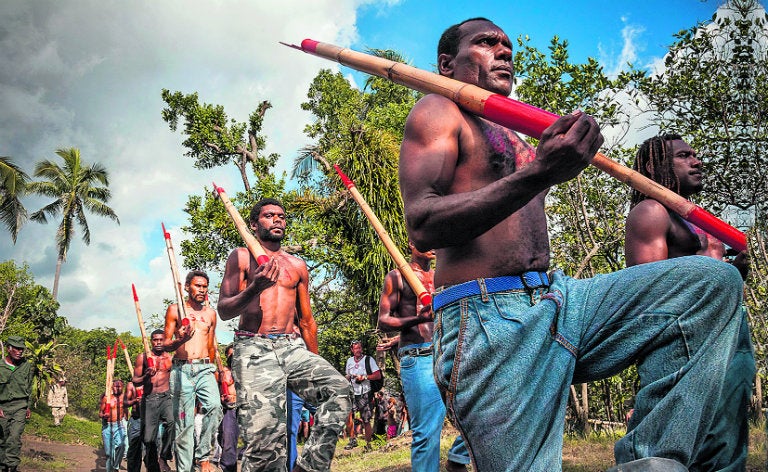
131, 284, 154, 369
334, 164, 432, 307
117, 338, 134, 377
161, 223, 190, 327
284, 39, 747, 252
212, 182, 270, 266
104, 345, 114, 413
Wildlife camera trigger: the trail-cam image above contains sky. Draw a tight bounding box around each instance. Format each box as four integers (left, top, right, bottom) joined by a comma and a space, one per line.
0, 0, 730, 343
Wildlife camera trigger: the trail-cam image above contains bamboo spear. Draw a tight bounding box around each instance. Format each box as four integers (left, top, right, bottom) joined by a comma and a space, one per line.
283, 39, 747, 252
161, 223, 190, 327
117, 338, 134, 377
212, 182, 270, 265
131, 284, 153, 368
334, 164, 433, 306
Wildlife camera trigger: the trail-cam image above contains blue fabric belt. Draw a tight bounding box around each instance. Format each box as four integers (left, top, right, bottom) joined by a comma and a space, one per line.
432, 271, 550, 311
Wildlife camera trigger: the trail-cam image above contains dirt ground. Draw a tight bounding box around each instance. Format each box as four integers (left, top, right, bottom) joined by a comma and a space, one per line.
22, 435, 104, 471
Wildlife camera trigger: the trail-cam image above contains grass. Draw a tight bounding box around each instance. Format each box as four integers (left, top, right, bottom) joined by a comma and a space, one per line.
332, 423, 768, 472
21, 411, 768, 472
25, 407, 102, 448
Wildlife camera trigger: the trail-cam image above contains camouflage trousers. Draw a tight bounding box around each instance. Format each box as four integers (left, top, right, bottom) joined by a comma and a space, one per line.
233, 334, 351, 472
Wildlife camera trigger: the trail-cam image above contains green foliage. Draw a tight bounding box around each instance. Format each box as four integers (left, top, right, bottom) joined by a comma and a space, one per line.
161, 89, 277, 191
639, 0, 768, 214
295, 59, 419, 319
0, 156, 29, 244
514, 36, 636, 277
637, 0, 768, 397
25, 340, 64, 407
0, 260, 64, 344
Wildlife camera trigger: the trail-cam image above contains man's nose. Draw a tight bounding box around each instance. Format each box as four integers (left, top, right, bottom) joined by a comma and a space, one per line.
496, 43, 512, 61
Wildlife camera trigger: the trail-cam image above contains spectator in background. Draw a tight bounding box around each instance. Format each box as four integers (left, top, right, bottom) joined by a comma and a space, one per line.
344, 341, 382, 452
47, 376, 69, 426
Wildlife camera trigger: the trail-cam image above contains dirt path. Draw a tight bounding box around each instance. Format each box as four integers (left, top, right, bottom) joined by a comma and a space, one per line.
22, 435, 105, 471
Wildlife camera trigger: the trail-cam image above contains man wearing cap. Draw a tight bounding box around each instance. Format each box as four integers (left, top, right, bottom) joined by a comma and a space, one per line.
0, 336, 34, 472
47, 376, 69, 426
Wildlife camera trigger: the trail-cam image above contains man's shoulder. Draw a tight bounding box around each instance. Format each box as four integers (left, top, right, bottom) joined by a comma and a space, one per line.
627, 199, 671, 224
407, 94, 464, 125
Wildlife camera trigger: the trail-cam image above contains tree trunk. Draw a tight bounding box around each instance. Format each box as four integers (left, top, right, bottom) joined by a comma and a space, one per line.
52, 253, 64, 300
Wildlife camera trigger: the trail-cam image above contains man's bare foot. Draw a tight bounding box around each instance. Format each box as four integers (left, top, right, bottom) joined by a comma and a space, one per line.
445, 459, 469, 472
197, 459, 215, 472
158, 459, 172, 472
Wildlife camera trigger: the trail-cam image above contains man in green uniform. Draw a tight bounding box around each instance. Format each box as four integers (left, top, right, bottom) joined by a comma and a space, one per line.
0, 336, 34, 472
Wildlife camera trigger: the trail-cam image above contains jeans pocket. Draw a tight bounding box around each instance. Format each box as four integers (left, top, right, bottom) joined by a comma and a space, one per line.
399, 355, 416, 370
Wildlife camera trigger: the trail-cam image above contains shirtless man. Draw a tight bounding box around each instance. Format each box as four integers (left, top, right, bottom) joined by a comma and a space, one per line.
398, 17, 745, 471
163, 270, 222, 472
377, 242, 469, 471
133, 329, 174, 472
625, 134, 755, 470
218, 198, 350, 472
99, 379, 128, 472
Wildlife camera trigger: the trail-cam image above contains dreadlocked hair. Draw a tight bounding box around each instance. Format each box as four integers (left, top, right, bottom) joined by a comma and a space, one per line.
630, 133, 683, 208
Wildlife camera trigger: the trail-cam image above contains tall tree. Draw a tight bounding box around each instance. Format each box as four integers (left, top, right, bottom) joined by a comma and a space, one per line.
638, 0, 768, 403
160, 90, 277, 192
0, 156, 29, 243
27, 148, 119, 300
639, 0, 768, 215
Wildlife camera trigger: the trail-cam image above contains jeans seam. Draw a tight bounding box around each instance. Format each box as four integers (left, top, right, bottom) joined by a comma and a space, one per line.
447, 298, 469, 402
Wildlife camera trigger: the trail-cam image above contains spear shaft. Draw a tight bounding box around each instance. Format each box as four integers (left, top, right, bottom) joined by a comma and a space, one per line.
285, 39, 747, 251
131, 284, 154, 368
212, 182, 270, 266
161, 223, 190, 326
334, 165, 432, 306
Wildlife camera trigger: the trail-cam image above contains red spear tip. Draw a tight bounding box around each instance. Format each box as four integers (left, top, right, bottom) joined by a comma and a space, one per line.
161, 222, 170, 239
132, 284, 138, 301
301, 39, 320, 53
333, 164, 355, 189
212, 181, 223, 194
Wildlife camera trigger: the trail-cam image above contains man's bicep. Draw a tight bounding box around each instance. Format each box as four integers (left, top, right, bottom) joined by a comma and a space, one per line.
399, 98, 460, 210
220, 249, 247, 297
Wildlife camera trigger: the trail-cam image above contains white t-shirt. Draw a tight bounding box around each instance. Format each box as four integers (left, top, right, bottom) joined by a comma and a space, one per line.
345, 355, 380, 396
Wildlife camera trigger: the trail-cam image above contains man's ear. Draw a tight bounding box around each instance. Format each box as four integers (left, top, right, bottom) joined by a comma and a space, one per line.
249, 220, 257, 232
438, 53, 455, 77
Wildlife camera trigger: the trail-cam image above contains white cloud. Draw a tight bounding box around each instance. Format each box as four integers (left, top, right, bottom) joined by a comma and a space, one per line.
0, 0, 367, 343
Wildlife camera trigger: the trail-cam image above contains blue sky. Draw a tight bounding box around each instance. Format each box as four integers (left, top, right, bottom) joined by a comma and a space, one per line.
0, 0, 732, 342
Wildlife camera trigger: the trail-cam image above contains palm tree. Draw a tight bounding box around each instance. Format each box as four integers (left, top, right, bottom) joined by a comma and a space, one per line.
27, 148, 119, 299
0, 156, 30, 244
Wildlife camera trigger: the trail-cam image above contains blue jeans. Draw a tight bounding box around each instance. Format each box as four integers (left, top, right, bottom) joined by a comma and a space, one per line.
399, 343, 469, 471
170, 362, 222, 472
695, 306, 755, 471
287, 388, 304, 471
102, 420, 126, 472
126, 416, 142, 472
433, 256, 744, 471
218, 407, 238, 472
